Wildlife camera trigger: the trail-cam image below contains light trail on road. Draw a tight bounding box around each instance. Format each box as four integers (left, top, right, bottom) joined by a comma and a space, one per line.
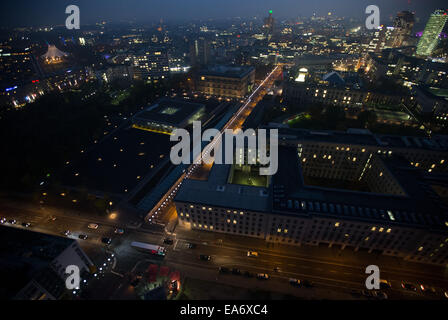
146, 65, 282, 223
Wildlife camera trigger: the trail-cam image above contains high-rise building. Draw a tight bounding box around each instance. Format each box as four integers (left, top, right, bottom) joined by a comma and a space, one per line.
190, 37, 210, 66
133, 46, 170, 82
263, 10, 275, 36
416, 9, 448, 57
390, 11, 415, 48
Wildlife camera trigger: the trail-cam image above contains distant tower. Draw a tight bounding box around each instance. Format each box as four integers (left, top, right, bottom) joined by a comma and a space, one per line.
263, 10, 275, 36
190, 37, 210, 66
390, 11, 415, 47
416, 9, 448, 57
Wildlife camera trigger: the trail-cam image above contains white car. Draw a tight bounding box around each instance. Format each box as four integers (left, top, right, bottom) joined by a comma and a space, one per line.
88, 223, 99, 229
0, 217, 6, 224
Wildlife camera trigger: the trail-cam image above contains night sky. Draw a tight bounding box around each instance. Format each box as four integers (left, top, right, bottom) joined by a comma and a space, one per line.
0, 0, 446, 27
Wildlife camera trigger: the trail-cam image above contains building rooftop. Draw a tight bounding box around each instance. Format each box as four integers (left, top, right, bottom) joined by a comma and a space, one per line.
174, 163, 271, 212
270, 126, 448, 152
199, 65, 255, 79
133, 98, 205, 127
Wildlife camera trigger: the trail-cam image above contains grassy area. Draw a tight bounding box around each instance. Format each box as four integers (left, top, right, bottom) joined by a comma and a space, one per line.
230, 168, 269, 187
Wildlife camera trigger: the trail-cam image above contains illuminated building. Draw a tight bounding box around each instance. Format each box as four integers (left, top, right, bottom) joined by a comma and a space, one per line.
263, 10, 275, 36
196, 65, 255, 99
175, 128, 448, 265
416, 9, 448, 57
390, 11, 415, 48
133, 47, 170, 82
41, 45, 68, 64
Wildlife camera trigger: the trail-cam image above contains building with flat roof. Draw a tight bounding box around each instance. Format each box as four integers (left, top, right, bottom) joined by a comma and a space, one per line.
0, 226, 93, 300
132, 98, 205, 134
174, 127, 448, 265
196, 65, 255, 99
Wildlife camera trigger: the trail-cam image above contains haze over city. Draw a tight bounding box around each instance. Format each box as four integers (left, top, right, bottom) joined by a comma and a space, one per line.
0, 0, 448, 312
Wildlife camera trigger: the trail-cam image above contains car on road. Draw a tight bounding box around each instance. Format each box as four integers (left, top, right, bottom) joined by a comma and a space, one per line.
243, 271, 254, 278
289, 278, 302, 287
401, 282, 417, 291
372, 291, 388, 300
63, 230, 70, 236
88, 223, 99, 229
257, 273, 269, 280
187, 243, 196, 249
247, 251, 258, 257
49, 216, 57, 222
231, 268, 241, 275
78, 234, 88, 240
199, 255, 211, 261
101, 237, 112, 245
114, 228, 125, 235
361, 290, 374, 298
380, 279, 392, 290
21, 222, 31, 228
302, 279, 314, 288
8, 219, 17, 225
163, 238, 174, 245
1, 217, 6, 224
219, 267, 230, 274
420, 284, 437, 294
130, 276, 142, 287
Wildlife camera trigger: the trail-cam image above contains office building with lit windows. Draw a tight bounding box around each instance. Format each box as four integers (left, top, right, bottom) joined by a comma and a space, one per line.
175, 127, 448, 265
133, 47, 170, 82
416, 9, 448, 57
196, 65, 255, 99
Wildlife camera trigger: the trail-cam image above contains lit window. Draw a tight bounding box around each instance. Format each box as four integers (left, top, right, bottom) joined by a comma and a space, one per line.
335, 222, 340, 227
371, 227, 376, 231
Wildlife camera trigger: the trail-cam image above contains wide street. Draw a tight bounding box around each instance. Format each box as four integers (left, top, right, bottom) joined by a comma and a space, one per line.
1, 200, 448, 300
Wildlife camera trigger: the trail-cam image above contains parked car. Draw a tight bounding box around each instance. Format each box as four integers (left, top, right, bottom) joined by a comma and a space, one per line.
257, 273, 269, 280
187, 243, 196, 249
163, 238, 174, 245
88, 223, 99, 229
362, 290, 374, 298
101, 237, 112, 245
232, 268, 241, 275
289, 278, 302, 287
199, 255, 211, 261
63, 230, 70, 236
247, 251, 258, 257
380, 279, 392, 290
8, 219, 17, 225
21, 222, 31, 228
78, 234, 88, 240
219, 267, 230, 274
243, 271, 254, 278
0, 217, 6, 224
401, 282, 417, 291
372, 291, 388, 300
302, 279, 314, 288
114, 228, 125, 235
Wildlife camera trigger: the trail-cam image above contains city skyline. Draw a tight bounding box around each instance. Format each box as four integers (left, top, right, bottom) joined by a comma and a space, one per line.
0, 0, 447, 27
